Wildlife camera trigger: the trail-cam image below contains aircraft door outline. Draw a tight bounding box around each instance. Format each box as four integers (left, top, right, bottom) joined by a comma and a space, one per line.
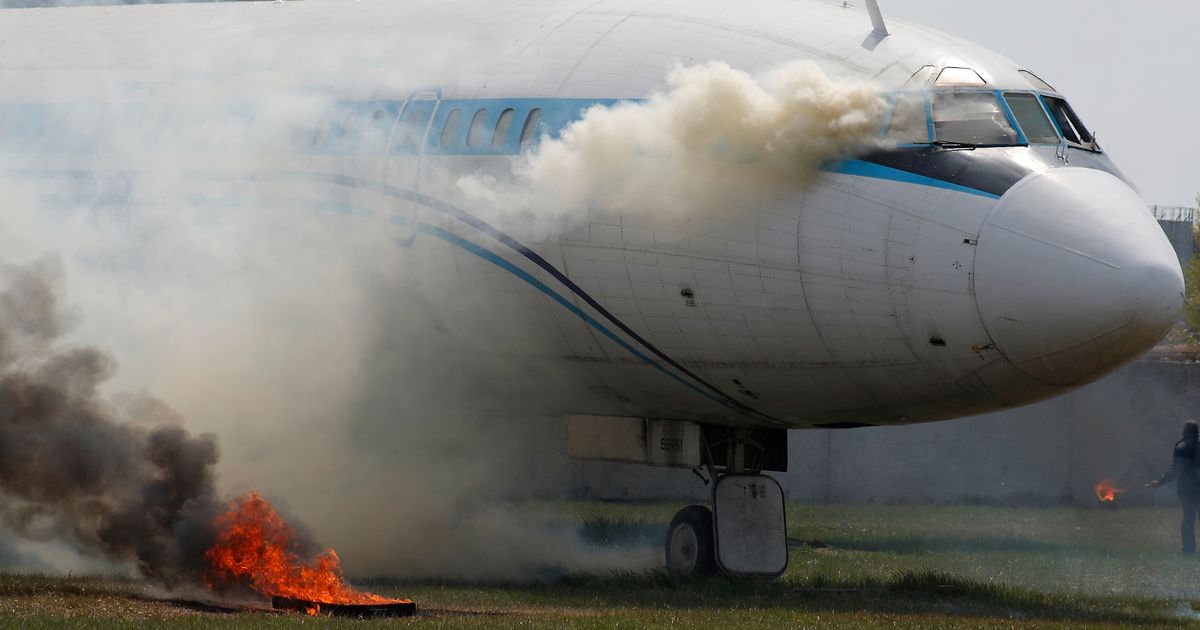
383, 87, 441, 247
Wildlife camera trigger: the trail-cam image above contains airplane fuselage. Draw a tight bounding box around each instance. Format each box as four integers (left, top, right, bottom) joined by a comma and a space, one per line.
0, 0, 1182, 431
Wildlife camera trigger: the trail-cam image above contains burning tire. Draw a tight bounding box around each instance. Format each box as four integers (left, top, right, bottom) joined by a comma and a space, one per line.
665, 505, 716, 577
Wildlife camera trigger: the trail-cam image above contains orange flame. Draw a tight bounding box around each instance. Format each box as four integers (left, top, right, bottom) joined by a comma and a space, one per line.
204, 492, 409, 611
1094, 479, 1124, 502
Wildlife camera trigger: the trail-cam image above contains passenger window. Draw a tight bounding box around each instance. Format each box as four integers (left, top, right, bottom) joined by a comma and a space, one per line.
1003, 93, 1059, 144
370, 108, 393, 139
353, 107, 387, 139
317, 101, 398, 153
440, 109, 461, 147
884, 94, 928, 144
519, 108, 542, 146
492, 108, 515, 147
333, 108, 363, 140
1042, 96, 1095, 148
466, 109, 489, 147
931, 92, 1019, 146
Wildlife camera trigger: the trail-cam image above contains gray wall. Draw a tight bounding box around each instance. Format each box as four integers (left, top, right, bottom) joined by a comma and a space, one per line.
535, 361, 1200, 506
1157, 217, 1194, 268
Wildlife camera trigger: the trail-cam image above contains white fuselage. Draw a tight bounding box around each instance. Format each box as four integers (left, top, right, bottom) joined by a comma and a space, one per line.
0, 0, 1182, 430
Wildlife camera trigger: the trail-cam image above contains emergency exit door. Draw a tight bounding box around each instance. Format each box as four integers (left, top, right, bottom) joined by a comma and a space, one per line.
383, 89, 440, 245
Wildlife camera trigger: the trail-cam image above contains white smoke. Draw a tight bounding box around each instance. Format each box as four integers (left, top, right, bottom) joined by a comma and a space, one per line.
0, 5, 886, 585
0, 2, 658, 580
462, 60, 888, 225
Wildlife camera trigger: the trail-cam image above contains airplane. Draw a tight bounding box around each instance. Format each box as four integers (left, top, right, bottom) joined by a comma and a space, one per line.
0, 0, 1182, 577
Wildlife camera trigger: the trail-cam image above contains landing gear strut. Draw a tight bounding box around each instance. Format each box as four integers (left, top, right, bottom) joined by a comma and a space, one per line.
665, 429, 788, 578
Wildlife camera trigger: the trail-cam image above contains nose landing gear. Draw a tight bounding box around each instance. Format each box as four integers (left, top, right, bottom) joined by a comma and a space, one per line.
664, 429, 788, 578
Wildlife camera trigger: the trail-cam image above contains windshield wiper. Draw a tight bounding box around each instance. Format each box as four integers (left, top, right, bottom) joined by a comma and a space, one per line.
923, 140, 978, 152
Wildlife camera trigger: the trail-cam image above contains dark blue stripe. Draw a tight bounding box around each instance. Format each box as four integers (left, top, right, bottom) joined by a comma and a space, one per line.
8, 160, 1000, 422
21, 167, 770, 421
417, 223, 728, 407
259, 172, 780, 423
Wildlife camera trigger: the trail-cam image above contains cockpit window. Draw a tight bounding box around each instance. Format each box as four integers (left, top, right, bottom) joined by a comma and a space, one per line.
1042, 96, 1095, 149
931, 92, 1019, 146
1019, 70, 1056, 92
935, 67, 986, 88
1003, 93, 1059, 144
904, 65, 937, 88
877, 88, 1101, 153
884, 93, 929, 144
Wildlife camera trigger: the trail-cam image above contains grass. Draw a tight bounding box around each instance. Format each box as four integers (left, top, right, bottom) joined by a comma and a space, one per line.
2, 502, 1200, 628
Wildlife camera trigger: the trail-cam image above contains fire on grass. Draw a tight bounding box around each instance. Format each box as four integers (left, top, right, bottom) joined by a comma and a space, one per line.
1094, 479, 1124, 503
204, 493, 414, 617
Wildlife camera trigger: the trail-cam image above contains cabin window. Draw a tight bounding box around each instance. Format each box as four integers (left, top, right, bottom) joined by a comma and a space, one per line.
492, 108, 515, 147
440, 109, 461, 147
1003, 93, 1059, 144
312, 101, 399, 154
466, 109, 489, 147
884, 93, 929, 144
347, 106, 391, 144
1042, 96, 1095, 149
519, 108, 542, 146
931, 92, 1019, 146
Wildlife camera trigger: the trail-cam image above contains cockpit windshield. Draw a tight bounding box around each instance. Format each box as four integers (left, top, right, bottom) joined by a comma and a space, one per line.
880, 89, 1101, 153
931, 92, 1018, 146
884, 93, 928, 145
1002, 93, 1059, 144
1041, 96, 1095, 149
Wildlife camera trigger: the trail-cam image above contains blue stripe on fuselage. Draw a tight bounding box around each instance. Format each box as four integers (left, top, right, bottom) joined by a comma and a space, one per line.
4, 159, 997, 421
415, 222, 728, 407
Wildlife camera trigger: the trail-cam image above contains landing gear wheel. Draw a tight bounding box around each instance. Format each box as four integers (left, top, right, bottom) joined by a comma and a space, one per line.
665, 505, 716, 577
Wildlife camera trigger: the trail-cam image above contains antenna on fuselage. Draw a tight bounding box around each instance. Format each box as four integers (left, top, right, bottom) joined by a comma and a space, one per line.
865, 0, 889, 37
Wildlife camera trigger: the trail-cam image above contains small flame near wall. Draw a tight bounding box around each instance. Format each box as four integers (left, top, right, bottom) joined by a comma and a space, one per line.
1094, 479, 1124, 503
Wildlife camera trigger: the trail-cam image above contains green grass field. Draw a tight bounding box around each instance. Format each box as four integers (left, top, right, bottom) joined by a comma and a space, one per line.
3, 502, 1200, 628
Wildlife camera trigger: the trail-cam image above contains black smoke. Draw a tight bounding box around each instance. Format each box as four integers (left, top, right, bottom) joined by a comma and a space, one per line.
0, 256, 221, 584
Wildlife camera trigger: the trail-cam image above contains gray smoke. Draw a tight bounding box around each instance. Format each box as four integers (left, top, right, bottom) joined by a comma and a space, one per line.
0, 256, 221, 584
0, 0, 668, 583
458, 60, 888, 235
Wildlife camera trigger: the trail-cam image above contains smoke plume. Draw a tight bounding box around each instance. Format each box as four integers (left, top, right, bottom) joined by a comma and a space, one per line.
0, 7, 884, 585
461, 60, 888, 225
0, 256, 221, 584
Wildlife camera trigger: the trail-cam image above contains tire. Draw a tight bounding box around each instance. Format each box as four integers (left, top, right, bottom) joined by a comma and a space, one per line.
665, 505, 716, 576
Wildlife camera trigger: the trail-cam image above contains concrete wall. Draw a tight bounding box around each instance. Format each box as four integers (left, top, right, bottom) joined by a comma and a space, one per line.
547, 361, 1200, 506
1157, 218, 1194, 268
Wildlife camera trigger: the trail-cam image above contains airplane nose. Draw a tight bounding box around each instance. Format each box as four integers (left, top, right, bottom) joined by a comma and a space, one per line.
974, 167, 1184, 386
